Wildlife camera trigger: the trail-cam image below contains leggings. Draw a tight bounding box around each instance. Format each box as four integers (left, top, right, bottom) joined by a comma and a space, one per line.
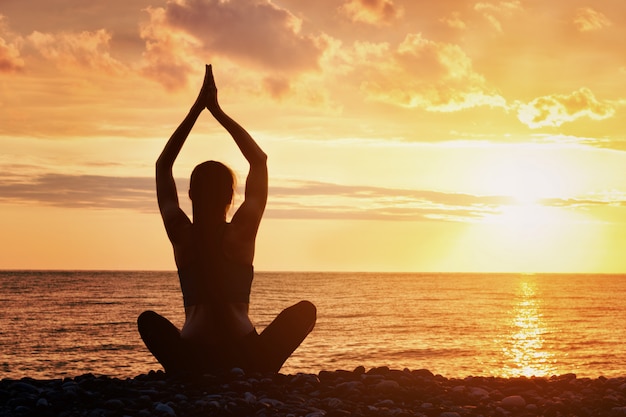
137, 301, 316, 375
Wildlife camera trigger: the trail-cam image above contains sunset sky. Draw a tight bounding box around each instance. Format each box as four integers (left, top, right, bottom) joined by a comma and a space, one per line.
1, 0, 625, 272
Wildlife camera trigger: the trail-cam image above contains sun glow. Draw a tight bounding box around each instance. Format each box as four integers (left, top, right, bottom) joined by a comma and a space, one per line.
481, 201, 582, 251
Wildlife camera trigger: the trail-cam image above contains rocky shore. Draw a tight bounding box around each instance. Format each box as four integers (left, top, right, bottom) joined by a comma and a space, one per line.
2, 367, 626, 417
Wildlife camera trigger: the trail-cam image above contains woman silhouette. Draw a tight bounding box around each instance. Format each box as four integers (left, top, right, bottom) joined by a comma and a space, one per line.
138, 65, 316, 375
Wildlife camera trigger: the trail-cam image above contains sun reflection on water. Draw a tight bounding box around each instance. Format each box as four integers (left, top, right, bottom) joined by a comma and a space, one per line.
502, 277, 556, 377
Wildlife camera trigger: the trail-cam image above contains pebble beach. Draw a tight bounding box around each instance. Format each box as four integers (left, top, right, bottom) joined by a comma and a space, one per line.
2, 367, 626, 417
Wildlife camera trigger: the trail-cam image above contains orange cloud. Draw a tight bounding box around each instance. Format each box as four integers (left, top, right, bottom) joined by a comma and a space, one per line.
517, 88, 615, 128
440, 11, 466, 30
357, 33, 505, 111
27, 29, 126, 74
140, 6, 200, 91
474, 1, 522, 32
0, 36, 23, 73
140, 0, 326, 90
0, 15, 24, 73
340, 0, 402, 25
574, 7, 612, 32
262, 76, 291, 99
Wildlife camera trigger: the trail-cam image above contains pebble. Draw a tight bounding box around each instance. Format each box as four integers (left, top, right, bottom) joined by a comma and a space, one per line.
36, 397, 49, 408
501, 394, 526, 408
469, 386, 490, 398
376, 379, 400, 390
12, 382, 39, 394
440, 413, 461, 417
0, 369, 624, 417
104, 398, 125, 409
154, 401, 176, 416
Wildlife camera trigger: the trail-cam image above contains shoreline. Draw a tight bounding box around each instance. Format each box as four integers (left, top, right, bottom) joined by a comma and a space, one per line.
2, 367, 626, 416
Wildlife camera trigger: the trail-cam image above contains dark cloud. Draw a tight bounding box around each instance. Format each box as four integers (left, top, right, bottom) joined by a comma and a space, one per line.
7, 173, 622, 222
269, 180, 513, 221
270, 180, 513, 206
0, 173, 156, 212
164, 0, 323, 72
0, 173, 515, 221
140, 0, 325, 89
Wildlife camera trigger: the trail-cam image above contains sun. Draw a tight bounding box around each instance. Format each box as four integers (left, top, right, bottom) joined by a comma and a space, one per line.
470, 143, 580, 206
497, 162, 567, 206
492, 203, 560, 235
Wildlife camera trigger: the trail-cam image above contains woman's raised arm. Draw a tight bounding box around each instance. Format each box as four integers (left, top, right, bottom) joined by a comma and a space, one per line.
204, 65, 268, 238
156, 67, 213, 241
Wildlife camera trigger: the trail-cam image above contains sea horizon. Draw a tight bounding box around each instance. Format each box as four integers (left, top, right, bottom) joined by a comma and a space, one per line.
3, 268, 626, 275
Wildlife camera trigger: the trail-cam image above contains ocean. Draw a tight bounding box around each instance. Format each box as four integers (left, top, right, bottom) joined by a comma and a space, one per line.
1, 271, 625, 380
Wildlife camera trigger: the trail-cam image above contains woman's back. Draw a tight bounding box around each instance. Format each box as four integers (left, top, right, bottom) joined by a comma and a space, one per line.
176, 222, 255, 344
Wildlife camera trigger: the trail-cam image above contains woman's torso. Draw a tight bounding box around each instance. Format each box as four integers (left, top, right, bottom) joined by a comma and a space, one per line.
174, 222, 255, 345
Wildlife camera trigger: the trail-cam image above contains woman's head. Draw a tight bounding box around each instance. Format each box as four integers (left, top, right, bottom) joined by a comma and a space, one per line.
189, 161, 235, 217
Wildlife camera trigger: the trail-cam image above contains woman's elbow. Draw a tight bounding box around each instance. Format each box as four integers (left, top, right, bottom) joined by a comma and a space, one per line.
155, 156, 172, 174
251, 151, 268, 166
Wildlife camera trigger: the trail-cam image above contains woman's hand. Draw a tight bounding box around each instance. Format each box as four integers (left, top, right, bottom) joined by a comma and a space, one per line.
197, 64, 220, 113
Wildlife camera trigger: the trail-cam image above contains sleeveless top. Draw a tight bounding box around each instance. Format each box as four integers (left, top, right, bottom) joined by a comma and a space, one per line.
177, 224, 254, 307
